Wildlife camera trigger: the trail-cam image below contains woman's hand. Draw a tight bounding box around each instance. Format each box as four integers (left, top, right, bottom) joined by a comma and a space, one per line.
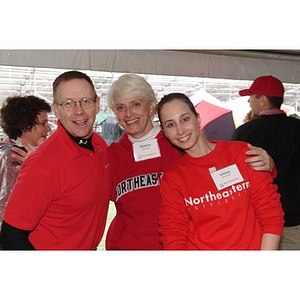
11, 137, 45, 170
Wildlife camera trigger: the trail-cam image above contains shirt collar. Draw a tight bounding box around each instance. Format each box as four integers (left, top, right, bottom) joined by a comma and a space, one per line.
259, 109, 286, 116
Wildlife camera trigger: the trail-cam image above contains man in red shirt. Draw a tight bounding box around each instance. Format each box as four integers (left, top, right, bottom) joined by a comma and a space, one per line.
0, 71, 111, 250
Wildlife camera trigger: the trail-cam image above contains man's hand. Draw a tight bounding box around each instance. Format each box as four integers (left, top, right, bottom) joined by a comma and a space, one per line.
245, 143, 274, 172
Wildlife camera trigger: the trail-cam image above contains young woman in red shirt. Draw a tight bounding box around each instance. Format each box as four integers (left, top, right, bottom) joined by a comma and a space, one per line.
157, 92, 284, 250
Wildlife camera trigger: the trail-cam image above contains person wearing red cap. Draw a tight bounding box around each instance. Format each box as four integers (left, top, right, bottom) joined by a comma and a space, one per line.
232, 75, 300, 250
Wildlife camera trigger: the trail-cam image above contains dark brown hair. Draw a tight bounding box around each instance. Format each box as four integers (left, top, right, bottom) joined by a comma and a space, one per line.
0, 95, 51, 140
157, 92, 197, 125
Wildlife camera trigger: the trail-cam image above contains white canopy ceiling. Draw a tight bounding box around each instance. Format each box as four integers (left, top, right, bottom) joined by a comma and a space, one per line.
1, 50, 300, 116
1, 50, 300, 83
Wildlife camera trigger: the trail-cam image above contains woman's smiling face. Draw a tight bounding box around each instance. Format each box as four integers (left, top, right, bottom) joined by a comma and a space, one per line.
160, 98, 201, 153
114, 97, 154, 139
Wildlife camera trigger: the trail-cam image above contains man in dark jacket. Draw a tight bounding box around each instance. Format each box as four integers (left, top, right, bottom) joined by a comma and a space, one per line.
232, 75, 300, 250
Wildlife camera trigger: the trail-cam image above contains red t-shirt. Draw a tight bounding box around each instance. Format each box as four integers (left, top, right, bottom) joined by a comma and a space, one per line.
3, 122, 111, 250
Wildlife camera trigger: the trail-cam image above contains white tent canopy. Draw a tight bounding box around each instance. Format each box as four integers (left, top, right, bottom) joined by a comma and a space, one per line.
1, 50, 300, 83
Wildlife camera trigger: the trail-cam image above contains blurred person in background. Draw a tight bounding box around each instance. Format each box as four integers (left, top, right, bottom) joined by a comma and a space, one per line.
0, 95, 51, 233
232, 75, 300, 249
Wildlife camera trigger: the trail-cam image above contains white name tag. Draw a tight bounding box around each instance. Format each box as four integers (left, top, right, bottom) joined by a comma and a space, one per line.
210, 164, 244, 191
133, 139, 161, 162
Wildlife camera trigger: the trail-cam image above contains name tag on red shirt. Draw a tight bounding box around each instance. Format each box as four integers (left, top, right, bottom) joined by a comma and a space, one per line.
210, 164, 244, 191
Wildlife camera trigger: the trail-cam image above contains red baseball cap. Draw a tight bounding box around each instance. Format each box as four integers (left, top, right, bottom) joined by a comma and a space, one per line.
239, 75, 284, 97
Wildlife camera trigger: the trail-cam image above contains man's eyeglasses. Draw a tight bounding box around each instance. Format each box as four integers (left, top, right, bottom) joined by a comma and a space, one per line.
57, 98, 96, 111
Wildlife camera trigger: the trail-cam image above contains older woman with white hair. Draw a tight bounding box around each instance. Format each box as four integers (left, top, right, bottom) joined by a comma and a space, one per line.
105, 74, 182, 250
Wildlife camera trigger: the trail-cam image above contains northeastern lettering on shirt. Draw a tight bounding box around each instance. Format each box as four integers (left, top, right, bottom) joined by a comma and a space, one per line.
116, 172, 164, 201
184, 181, 250, 210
